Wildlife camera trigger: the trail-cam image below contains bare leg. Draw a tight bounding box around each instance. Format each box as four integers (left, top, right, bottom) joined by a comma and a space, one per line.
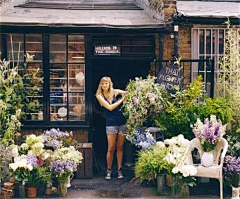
116, 133, 125, 170
106, 134, 117, 169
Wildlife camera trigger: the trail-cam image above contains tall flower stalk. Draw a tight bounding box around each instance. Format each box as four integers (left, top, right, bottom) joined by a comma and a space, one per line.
191, 115, 227, 152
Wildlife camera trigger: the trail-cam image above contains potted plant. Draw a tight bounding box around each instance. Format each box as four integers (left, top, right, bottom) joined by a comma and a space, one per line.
223, 155, 240, 199
191, 115, 227, 167
26, 167, 43, 198
134, 141, 169, 191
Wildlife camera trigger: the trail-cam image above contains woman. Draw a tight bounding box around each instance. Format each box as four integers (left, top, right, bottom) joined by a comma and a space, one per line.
96, 76, 127, 180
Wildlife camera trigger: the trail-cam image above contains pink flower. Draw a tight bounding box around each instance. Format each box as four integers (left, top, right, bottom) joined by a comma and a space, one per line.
133, 98, 139, 105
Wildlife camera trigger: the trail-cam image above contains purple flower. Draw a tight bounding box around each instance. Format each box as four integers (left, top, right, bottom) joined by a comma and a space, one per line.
43, 128, 72, 150
126, 128, 156, 151
224, 156, 240, 173
27, 155, 38, 167
50, 160, 77, 174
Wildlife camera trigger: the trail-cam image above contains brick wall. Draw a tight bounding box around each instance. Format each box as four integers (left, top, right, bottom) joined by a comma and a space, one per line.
163, 0, 177, 22
162, 25, 192, 83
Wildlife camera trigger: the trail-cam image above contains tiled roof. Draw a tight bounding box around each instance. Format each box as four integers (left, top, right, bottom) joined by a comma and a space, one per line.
177, 1, 240, 18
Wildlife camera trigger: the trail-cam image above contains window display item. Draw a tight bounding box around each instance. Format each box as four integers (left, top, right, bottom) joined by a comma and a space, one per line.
75, 72, 84, 87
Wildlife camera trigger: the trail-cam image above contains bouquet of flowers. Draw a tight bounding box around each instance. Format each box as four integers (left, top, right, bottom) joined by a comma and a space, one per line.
163, 134, 197, 197
126, 128, 156, 151
9, 155, 34, 185
191, 115, 227, 152
122, 76, 168, 131
42, 128, 74, 150
50, 146, 83, 180
223, 155, 240, 188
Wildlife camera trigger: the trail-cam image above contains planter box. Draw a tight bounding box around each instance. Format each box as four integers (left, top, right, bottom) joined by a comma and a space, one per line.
75, 143, 93, 179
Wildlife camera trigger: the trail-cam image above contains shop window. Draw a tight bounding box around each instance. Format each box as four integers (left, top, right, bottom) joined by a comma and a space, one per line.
7, 34, 44, 121
49, 35, 85, 121
192, 28, 227, 95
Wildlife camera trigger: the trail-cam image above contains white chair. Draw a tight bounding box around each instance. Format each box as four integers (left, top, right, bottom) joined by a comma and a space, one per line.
185, 138, 228, 199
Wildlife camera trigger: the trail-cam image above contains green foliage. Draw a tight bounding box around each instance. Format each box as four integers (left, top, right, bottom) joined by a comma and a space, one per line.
134, 145, 169, 182
27, 166, 52, 187
226, 133, 240, 157
155, 76, 232, 140
216, 19, 240, 132
0, 59, 43, 145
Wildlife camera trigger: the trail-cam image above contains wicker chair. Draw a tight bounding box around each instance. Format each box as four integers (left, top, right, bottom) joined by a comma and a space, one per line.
185, 138, 228, 199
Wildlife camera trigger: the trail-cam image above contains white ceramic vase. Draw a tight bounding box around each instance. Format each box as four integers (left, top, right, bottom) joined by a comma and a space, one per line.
231, 186, 240, 199
201, 152, 214, 167
66, 173, 74, 188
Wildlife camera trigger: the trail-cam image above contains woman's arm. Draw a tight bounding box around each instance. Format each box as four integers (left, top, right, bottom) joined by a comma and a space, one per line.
114, 89, 127, 96
96, 94, 124, 111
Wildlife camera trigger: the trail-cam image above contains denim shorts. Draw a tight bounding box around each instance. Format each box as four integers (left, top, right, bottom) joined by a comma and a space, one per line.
106, 125, 127, 134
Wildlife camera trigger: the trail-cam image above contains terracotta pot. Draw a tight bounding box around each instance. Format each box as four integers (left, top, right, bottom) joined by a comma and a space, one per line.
27, 187, 37, 198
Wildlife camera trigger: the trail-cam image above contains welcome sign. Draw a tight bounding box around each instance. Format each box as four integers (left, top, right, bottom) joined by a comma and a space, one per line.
94, 45, 121, 55
157, 64, 183, 93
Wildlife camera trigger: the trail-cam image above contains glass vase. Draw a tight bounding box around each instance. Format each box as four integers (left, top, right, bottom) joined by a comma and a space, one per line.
171, 178, 190, 198
178, 184, 190, 198
58, 178, 68, 197
171, 177, 181, 197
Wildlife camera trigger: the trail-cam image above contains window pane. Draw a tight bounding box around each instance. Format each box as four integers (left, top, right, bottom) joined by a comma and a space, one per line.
69, 64, 85, 92
50, 64, 67, 92
219, 29, 224, 54
50, 101, 67, 121
69, 93, 85, 121
50, 35, 66, 63
206, 30, 211, 54
25, 34, 42, 61
7, 34, 24, 62
212, 30, 216, 54
68, 35, 85, 62
199, 29, 204, 54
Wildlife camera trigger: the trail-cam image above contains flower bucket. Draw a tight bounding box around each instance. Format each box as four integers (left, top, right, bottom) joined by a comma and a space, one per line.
201, 152, 214, 167
157, 174, 166, 192
27, 187, 37, 198
19, 185, 26, 198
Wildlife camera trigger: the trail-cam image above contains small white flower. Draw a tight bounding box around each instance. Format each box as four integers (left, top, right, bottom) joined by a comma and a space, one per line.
11, 146, 19, 158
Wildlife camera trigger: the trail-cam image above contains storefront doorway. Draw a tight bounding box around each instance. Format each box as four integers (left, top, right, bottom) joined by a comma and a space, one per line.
91, 59, 151, 170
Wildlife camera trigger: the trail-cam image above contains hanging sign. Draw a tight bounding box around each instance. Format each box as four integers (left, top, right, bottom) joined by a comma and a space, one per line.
94, 45, 121, 55
157, 64, 183, 93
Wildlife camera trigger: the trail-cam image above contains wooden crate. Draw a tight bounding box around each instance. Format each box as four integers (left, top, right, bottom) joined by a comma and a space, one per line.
75, 143, 93, 179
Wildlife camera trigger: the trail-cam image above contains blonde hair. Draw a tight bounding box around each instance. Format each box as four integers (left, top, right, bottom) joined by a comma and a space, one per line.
96, 76, 114, 103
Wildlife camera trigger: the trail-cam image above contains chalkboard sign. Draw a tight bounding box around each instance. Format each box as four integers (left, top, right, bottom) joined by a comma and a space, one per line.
94, 45, 121, 55
157, 64, 183, 93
